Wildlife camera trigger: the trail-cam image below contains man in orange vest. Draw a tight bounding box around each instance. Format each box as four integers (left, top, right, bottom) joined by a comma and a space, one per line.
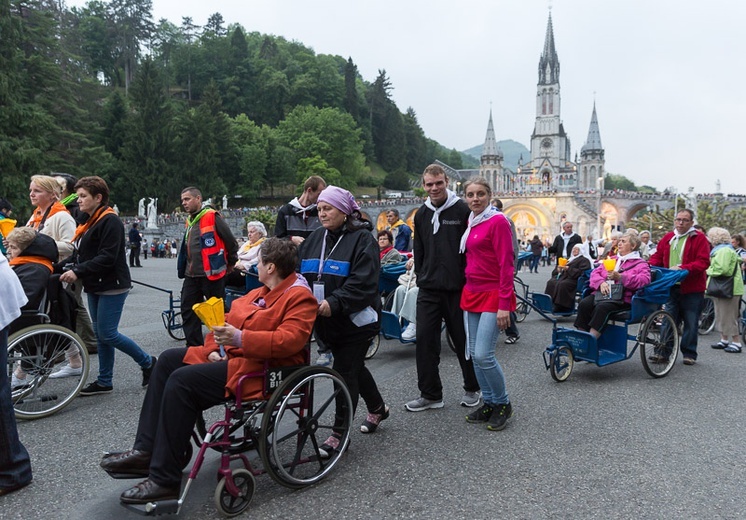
177, 187, 238, 347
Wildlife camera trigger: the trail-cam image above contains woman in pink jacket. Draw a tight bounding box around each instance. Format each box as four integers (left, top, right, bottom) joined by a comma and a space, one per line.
574, 230, 651, 338
460, 178, 516, 432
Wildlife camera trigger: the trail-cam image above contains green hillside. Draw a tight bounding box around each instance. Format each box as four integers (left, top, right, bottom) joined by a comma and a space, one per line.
463, 140, 530, 171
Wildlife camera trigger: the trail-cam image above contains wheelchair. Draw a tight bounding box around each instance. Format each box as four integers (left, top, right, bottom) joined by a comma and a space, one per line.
7, 274, 90, 420
115, 351, 353, 517
541, 267, 689, 382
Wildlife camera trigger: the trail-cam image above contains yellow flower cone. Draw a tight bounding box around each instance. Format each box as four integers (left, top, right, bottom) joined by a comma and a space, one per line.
192, 297, 225, 330
0, 218, 17, 237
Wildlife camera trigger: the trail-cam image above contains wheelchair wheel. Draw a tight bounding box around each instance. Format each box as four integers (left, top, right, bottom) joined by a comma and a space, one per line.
168, 311, 185, 341
698, 298, 715, 335
214, 468, 255, 517
444, 327, 456, 353
515, 300, 531, 323
640, 310, 679, 378
549, 346, 573, 382
8, 324, 89, 420
195, 405, 260, 455
259, 366, 352, 489
383, 291, 396, 312
365, 335, 380, 360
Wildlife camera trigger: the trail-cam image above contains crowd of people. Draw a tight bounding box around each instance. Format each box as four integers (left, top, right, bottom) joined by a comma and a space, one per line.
1, 166, 744, 506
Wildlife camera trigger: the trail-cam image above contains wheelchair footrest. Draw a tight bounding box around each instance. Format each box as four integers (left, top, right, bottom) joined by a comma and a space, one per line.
122, 499, 181, 516
596, 349, 627, 366
104, 469, 149, 480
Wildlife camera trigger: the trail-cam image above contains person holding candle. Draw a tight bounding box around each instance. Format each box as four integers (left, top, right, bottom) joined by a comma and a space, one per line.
574, 230, 651, 338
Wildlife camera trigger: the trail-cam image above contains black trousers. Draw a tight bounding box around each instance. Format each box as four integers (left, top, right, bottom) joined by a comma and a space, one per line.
574, 294, 630, 332
133, 348, 227, 487
324, 338, 384, 428
129, 245, 141, 267
180, 276, 226, 347
415, 288, 479, 401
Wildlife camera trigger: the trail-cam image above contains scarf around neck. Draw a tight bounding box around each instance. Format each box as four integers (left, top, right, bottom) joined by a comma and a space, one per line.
27, 201, 68, 231
668, 227, 697, 247
288, 197, 317, 216
425, 189, 460, 234
614, 251, 641, 271
72, 205, 117, 242
9, 255, 53, 272
459, 206, 498, 253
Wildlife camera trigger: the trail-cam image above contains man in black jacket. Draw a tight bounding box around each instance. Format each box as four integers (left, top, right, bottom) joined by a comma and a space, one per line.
404, 164, 480, 412
549, 221, 582, 264
128, 222, 142, 268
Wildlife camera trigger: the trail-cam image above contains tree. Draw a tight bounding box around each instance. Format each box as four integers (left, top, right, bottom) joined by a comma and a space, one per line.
402, 108, 427, 172
111, 0, 154, 94
343, 57, 359, 121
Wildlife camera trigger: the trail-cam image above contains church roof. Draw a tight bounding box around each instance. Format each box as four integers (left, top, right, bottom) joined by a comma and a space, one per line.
481, 110, 503, 159
581, 103, 603, 152
538, 12, 560, 85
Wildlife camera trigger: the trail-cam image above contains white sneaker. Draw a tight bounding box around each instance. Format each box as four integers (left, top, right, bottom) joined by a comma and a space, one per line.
49, 364, 83, 379
401, 323, 417, 341
315, 352, 333, 367
11, 373, 28, 390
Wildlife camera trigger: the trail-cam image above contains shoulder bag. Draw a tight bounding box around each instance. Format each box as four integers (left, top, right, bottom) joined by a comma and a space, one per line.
706, 256, 738, 299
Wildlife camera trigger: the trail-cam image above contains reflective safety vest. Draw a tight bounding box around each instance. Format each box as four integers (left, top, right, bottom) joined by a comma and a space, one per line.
196, 210, 228, 280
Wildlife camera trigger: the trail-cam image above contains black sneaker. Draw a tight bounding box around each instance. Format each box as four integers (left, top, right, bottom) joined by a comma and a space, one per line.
466, 404, 493, 423
79, 381, 113, 396
142, 356, 157, 387
486, 402, 513, 431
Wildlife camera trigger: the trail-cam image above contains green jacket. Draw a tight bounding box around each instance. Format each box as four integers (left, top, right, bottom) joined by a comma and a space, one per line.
706, 245, 744, 297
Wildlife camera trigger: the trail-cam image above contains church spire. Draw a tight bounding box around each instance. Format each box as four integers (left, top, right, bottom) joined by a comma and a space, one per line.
581, 102, 603, 152
481, 109, 501, 159
538, 11, 560, 85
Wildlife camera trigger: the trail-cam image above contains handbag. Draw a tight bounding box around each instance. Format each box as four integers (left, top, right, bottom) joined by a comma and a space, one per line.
706, 261, 738, 299
594, 282, 624, 303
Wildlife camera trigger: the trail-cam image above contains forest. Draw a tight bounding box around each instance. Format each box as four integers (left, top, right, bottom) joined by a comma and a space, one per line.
0, 0, 472, 214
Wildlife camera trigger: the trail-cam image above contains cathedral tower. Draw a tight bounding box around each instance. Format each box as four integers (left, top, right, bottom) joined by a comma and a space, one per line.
480, 109, 504, 192
579, 102, 605, 191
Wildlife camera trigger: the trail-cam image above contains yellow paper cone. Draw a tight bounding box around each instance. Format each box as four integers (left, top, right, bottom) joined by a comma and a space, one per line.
192, 297, 225, 330
557, 257, 568, 267
602, 259, 616, 271
0, 218, 17, 237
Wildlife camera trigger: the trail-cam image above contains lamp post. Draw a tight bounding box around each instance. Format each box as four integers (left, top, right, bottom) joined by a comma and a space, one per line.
647, 205, 653, 235
596, 176, 603, 237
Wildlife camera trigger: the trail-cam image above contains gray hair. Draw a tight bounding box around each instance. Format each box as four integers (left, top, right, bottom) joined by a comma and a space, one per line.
246, 220, 267, 237
622, 230, 642, 251
707, 226, 731, 246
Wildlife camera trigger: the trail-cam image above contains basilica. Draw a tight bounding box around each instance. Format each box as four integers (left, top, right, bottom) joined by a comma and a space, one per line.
480, 12, 605, 196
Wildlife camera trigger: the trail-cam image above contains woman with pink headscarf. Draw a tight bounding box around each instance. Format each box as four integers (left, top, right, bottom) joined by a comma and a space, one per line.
298, 186, 388, 458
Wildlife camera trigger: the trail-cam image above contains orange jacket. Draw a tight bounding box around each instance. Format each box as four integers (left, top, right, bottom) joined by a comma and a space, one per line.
182, 274, 317, 399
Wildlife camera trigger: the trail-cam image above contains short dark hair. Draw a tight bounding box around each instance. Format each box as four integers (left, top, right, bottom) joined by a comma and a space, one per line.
303, 176, 326, 192
377, 229, 393, 243
492, 198, 503, 210
677, 208, 695, 221
259, 237, 298, 278
386, 209, 400, 218
0, 197, 12, 213
181, 187, 202, 198
74, 176, 110, 206
422, 163, 447, 181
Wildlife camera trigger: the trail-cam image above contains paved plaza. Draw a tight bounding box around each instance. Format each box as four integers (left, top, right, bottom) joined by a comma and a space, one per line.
2, 258, 745, 519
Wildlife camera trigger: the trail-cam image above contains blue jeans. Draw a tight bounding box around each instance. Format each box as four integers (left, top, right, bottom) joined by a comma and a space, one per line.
664, 287, 704, 360
465, 311, 508, 406
530, 254, 541, 272
88, 292, 151, 387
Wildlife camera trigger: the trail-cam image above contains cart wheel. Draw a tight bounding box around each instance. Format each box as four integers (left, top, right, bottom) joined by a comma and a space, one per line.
640, 309, 679, 378
442, 325, 457, 353
697, 298, 715, 335
259, 366, 352, 489
214, 468, 255, 517
515, 300, 530, 323
195, 407, 258, 455
167, 311, 185, 341
550, 346, 573, 382
383, 291, 396, 312
365, 335, 380, 360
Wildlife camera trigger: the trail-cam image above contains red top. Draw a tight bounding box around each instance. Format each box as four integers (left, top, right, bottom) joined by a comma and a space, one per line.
649, 230, 711, 294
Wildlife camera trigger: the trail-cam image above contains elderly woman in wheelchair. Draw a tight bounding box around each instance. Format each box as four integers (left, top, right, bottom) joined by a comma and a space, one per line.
574, 231, 651, 338
100, 238, 319, 505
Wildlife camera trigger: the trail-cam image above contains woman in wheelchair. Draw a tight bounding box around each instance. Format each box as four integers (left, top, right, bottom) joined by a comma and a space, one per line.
6, 227, 84, 387
543, 244, 592, 313
574, 231, 651, 338
100, 238, 318, 505
224, 220, 266, 289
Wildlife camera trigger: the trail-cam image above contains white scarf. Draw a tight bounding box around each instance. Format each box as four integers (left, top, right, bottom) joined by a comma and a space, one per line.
425, 190, 460, 234
288, 197, 316, 217
668, 227, 697, 248
614, 251, 641, 271
459, 206, 499, 253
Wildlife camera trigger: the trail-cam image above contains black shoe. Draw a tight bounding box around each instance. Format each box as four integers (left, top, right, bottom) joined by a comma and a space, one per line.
465, 403, 493, 423
101, 449, 151, 477
486, 403, 513, 431
120, 478, 179, 504
142, 356, 157, 387
80, 381, 113, 396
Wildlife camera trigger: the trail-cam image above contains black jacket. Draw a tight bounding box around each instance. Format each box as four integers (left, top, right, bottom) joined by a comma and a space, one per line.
298, 220, 381, 345
12, 233, 58, 311
70, 210, 131, 294
549, 233, 582, 263
413, 199, 469, 292
274, 203, 322, 239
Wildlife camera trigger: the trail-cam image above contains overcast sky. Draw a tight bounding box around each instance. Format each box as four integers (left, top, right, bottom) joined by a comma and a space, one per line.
67, 0, 745, 194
